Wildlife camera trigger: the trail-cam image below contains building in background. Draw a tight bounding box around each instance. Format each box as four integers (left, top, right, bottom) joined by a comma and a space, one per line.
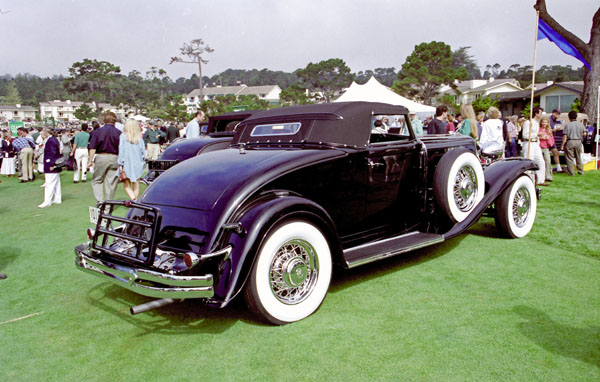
184, 84, 281, 113
438, 78, 523, 105
39, 100, 135, 122
0, 104, 37, 122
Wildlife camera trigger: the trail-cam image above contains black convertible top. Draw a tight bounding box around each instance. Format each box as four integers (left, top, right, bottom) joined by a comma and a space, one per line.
235, 102, 410, 147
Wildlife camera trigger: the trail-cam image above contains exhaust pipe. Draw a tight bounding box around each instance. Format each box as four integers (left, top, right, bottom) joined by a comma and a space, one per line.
130, 298, 180, 315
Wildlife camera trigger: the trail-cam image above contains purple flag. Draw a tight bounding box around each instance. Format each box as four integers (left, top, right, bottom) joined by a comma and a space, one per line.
538, 18, 591, 70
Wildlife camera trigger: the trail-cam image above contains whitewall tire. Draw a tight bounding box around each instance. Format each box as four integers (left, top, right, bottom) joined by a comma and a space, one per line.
495, 175, 537, 238
244, 220, 332, 325
434, 149, 485, 223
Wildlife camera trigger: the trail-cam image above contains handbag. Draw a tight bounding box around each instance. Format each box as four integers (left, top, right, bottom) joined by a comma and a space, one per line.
53, 156, 66, 168
119, 168, 127, 182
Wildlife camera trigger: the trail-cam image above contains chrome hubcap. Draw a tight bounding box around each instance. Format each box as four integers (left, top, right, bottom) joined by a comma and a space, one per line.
270, 239, 319, 305
453, 166, 478, 211
512, 186, 531, 227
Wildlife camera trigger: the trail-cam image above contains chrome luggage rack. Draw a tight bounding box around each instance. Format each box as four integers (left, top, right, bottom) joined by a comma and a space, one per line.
91, 200, 162, 267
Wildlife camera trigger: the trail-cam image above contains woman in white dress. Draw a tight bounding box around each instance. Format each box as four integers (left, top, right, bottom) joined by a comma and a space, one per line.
1, 131, 16, 177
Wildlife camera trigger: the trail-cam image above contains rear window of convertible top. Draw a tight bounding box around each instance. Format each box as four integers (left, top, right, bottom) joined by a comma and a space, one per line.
250, 122, 301, 137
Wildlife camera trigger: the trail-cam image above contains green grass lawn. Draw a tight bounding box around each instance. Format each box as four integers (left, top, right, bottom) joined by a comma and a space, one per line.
1, 170, 599, 381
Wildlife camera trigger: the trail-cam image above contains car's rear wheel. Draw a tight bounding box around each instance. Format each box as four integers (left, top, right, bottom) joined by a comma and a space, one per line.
495, 175, 537, 238
244, 220, 332, 325
434, 148, 485, 223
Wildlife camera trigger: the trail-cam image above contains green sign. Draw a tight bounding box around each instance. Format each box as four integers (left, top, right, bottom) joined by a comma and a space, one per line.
9, 121, 24, 137
44, 117, 56, 126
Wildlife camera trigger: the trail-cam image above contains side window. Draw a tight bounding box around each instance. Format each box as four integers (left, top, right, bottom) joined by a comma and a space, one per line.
371, 114, 411, 143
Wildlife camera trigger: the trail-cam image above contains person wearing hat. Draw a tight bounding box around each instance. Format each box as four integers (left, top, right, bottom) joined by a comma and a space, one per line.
144, 120, 166, 160
409, 111, 424, 136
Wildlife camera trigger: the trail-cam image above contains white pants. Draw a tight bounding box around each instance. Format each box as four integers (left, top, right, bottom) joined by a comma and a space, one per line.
147, 143, 160, 160
43, 173, 62, 205
74, 148, 89, 181
522, 141, 545, 184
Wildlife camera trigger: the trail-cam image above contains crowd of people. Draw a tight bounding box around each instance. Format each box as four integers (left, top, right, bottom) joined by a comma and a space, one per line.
417, 104, 595, 186
0, 110, 208, 208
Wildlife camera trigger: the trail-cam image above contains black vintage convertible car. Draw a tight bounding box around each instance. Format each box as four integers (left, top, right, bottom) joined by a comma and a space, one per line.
143, 110, 259, 183
75, 102, 539, 324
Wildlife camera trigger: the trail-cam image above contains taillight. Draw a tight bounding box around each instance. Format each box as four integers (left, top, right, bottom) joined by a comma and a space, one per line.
184, 252, 199, 268
87, 228, 95, 241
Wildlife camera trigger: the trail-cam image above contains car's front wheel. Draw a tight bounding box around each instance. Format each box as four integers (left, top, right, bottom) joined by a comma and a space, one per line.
244, 220, 332, 325
495, 175, 537, 238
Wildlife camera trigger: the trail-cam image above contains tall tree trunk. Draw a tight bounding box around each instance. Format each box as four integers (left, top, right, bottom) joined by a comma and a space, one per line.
535, 0, 599, 123
198, 61, 203, 101
581, 29, 599, 124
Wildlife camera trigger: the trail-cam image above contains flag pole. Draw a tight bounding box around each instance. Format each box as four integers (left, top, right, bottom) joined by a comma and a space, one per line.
527, 11, 541, 159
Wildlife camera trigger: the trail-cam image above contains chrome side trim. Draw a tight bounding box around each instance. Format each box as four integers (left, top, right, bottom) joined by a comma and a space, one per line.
75, 247, 213, 299
199, 245, 232, 261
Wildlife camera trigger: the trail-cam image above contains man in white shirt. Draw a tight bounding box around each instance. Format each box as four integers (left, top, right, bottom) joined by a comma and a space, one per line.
185, 111, 205, 138
522, 106, 546, 185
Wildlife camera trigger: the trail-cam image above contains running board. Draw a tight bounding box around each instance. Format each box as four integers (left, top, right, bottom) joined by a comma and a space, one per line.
343, 232, 444, 268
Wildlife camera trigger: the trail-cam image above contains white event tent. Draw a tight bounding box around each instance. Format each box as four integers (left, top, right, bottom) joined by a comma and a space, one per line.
334, 76, 435, 116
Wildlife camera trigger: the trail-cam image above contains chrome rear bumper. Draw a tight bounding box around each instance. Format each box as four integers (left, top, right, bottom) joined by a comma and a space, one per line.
75, 244, 213, 299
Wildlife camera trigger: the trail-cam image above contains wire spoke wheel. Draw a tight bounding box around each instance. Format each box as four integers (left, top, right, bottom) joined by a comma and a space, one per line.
453, 165, 479, 212
495, 175, 537, 238
245, 220, 332, 325
512, 186, 531, 228
269, 239, 319, 305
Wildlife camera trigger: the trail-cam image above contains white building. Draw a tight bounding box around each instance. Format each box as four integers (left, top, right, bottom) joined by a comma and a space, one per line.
439, 78, 523, 105
0, 104, 37, 122
39, 100, 134, 122
533, 81, 583, 112
184, 85, 281, 113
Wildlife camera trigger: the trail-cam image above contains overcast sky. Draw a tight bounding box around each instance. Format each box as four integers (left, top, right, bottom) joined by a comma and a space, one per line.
0, 0, 596, 80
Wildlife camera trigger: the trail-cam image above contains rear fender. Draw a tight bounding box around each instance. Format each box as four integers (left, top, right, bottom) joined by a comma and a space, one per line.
213, 195, 340, 305
444, 158, 538, 239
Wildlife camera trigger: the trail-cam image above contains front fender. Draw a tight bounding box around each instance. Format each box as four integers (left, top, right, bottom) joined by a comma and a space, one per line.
444, 158, 538, 239
212, 195, 339, 306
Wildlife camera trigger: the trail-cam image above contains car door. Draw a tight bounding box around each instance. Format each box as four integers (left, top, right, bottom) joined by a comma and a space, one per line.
364, 138, 424, 233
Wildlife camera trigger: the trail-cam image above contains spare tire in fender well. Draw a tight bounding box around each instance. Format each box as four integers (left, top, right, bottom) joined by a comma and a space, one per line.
433, 148, 485, 223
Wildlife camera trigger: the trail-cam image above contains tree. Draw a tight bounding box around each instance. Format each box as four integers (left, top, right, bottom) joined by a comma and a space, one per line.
63, 59, 121, 119
199, 94, 269, 117
74, 103, 96, 121
520, 102, 540, 118
570, 97, 581, 112
472, 95, 500, 114
280, 83, 312, 106
296, 58, 353, 103
452, 47, 481, 79
436, 94, 460, 114
170, 38, 214, 99
0, 80, 22, 104
165, 94, 189, 123
534, 0, 599, 123
392, 41, 468, 105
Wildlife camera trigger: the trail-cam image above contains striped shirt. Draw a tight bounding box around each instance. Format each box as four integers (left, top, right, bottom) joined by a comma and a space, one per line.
11, 137, 34, 152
